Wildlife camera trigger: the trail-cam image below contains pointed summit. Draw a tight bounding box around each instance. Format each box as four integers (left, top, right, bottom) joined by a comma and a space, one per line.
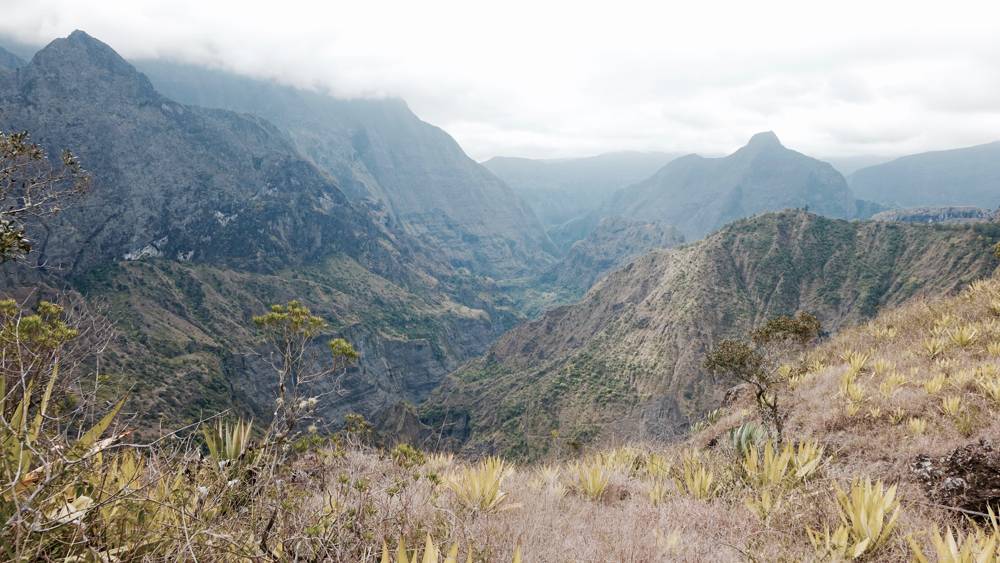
23, 30, 161, 104
604, 129, 856, 238
745, 131, 783, 150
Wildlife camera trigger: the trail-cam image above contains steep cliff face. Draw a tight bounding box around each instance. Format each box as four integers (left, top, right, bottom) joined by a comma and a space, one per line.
137, 60, 555, 278
603, 133, 862, 240
0, 31, 400, 277
850, 140, 1000, 209
424, 211, 1000, 458
0, 31, 514, 435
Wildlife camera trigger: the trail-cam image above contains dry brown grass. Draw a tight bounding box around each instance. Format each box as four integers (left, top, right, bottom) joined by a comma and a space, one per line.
303, 275, 1000, 560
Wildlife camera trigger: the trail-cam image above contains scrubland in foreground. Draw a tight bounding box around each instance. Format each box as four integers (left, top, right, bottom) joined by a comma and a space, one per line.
4, 275, 1000, 561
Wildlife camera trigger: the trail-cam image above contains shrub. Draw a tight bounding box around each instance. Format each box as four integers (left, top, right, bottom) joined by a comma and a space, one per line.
391, 443, 426, 470
704, 312, 821, 443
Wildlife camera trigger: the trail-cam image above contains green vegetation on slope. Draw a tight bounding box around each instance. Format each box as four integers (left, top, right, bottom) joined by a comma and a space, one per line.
424, 211, 1000, 459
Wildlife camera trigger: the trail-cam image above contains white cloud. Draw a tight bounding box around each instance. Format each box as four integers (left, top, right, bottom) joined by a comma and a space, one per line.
2, 0, 999, 160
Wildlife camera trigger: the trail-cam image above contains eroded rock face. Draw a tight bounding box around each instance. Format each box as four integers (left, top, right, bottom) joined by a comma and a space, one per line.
137, 59, 556, 279
912, 440, 1000, 515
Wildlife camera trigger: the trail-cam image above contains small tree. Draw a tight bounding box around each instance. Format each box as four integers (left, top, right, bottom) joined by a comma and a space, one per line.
0, 130, 89, 262
253, 300, 358, 438
704, 312, 821, 443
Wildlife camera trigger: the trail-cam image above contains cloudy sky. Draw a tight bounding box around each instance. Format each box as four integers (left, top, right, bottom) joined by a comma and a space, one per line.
2, 0, 999, 161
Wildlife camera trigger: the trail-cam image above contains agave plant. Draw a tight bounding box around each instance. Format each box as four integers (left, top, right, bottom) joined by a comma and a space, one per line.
1, 364, 127, 520
924, 373, 947, 395
202, 418, 253, 466
445, 456, 514, 512
978, 377, 1000, 406
949, 326, 979, 349
644, 452, 673, 480
382, 536, 522, 563
987, 341, 1000, 358
729, 422, 768, 455
600, 445, 645, 475
792, 440, 824, 480
879, 372, 907, 398
744, 489, 779, 520
872, 359, 895, 377
843, 351, 871, 376
742, 441, 793, 489
909, 522, 999, 563
677, 452, 718, 500
832, 479, 901, 559
908, 417, 928, 436
648, 480, 669, 506
573, 459, 611, 501
923, 338, 947, 360
940, 395, 963, 418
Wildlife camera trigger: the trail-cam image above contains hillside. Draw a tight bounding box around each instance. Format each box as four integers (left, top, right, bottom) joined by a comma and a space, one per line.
603, 132, 866, 239
483, 151, 679, 230
850, 140, 1000, 209
423, 211, 1000, 457
136, 60, 555, 278
0, 31, 514, 434
536, 216, 684, 297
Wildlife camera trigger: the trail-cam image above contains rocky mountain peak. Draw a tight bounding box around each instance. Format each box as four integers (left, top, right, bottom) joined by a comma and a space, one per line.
742, 130, 783, 151
22, 30, 161, 105
602, 131, 857, 239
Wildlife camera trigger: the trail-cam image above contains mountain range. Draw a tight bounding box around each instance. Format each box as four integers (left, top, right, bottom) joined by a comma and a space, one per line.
0, 31, 524, 434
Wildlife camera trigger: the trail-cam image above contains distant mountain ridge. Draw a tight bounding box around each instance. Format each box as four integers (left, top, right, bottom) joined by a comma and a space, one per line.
849, 140, 1000, 209
422, 211, 1000, 457
602, 132, 870, 240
